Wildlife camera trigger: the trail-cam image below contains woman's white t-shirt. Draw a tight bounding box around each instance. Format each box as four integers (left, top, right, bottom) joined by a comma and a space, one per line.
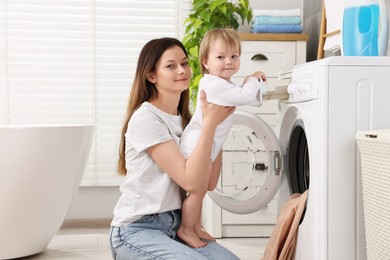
111, 102, 183, 227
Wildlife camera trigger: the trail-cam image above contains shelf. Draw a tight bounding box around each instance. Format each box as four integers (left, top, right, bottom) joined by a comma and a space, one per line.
239, 32, 309, 42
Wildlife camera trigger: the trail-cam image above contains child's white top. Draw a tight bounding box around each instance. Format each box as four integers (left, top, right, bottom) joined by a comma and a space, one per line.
180, 74, 264, 161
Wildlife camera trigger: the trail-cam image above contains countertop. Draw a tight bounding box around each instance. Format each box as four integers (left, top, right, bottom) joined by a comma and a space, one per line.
239, 33, 309, 42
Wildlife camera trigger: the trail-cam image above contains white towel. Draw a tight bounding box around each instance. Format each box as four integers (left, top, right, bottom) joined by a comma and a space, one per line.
253, 9, 301, 17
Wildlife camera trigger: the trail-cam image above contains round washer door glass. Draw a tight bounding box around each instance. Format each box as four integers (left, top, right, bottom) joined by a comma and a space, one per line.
208, 110, 283, 214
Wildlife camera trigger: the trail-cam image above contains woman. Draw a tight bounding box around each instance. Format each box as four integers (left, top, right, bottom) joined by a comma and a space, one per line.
109, 37, 239, 259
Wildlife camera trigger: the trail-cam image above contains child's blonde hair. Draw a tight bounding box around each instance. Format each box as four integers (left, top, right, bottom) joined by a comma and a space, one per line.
199, 28, 241, 75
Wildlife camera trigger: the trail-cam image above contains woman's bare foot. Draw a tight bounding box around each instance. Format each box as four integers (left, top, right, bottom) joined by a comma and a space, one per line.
177, 226, 207, 248
195, 226, 215, 241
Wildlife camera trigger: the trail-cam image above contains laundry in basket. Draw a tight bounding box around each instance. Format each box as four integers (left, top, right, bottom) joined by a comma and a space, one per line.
356, 129, 390, 260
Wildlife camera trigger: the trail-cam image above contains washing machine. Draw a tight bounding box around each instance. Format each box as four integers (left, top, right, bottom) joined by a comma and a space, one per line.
208, 56, 390, 259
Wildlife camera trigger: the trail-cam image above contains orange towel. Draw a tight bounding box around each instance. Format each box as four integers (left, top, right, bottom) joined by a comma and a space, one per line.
262, 190, 308, 260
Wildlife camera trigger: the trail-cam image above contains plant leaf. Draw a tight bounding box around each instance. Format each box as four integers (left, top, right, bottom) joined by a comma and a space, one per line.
193, 0, 208, 10
218, 5, 227, 15
189, 46, 199, 59
200, 10, 211, 23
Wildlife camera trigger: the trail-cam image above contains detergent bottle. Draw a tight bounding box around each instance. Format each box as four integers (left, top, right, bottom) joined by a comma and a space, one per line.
342, 0, 389, 56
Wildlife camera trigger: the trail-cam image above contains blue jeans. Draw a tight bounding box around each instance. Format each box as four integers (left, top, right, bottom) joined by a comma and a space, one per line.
109, 209, 239, 260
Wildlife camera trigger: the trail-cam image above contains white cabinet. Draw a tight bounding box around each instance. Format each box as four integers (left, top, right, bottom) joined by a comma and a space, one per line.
202, 33, 307, 238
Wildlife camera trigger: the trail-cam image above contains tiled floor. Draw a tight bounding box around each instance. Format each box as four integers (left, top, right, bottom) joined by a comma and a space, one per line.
19, 227, 268, 260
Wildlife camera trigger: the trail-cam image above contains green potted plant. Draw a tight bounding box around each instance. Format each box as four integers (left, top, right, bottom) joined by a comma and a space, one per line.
182, 0, 253, 108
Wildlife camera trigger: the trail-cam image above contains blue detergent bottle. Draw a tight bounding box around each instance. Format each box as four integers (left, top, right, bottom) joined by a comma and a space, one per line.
342, 0, 380, 56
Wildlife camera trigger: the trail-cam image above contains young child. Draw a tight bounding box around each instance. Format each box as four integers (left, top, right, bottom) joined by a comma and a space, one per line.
178, 28, 267, 248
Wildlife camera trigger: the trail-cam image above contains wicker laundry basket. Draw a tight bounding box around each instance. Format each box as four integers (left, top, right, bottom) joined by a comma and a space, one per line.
356, 129, 390, 260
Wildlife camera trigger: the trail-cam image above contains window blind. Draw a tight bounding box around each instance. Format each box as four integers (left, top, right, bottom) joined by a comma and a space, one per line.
0, 0, 191, 186
0, 0, 97, 184
0, 0, 7, 123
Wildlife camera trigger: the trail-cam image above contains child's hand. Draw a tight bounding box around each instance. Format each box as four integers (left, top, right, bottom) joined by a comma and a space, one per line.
243, 71, 267, 84
252, 71, 267, 82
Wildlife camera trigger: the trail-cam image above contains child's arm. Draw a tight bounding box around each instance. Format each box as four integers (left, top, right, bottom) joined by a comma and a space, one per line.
243, 71, 267, 84
205, 75, 264, 106
244, 71, 268, 97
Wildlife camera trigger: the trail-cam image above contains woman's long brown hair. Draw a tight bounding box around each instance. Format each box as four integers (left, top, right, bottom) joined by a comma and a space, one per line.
117, 38, 192, 176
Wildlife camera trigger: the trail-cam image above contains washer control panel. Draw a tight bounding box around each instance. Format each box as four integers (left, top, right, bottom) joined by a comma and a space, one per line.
287, 63, 320, 103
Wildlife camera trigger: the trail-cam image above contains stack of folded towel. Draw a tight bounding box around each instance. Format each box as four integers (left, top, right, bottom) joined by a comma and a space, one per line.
251, 9, 303, 34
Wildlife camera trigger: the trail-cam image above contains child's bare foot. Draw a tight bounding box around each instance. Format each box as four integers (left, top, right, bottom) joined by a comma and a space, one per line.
195, 227, 215, 241
177, 226, 208, 248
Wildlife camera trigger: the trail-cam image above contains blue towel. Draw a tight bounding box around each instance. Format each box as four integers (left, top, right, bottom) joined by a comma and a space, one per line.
252, 16, 302, 25
251, 24, 303, 33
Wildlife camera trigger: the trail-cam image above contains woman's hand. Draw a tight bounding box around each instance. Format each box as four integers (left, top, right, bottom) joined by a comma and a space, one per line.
147, 91, 235, 194
200, 90, 235, 128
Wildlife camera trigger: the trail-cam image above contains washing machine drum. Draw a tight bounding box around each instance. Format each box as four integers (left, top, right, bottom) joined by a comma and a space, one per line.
208, 110, 283, 214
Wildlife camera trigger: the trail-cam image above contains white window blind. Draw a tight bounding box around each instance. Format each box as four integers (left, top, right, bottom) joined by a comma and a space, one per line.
0, 1, 6, 123
0, 0, 191, 186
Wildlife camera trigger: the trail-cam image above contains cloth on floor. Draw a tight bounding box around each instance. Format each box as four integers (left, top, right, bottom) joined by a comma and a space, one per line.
261, 190, 308, 260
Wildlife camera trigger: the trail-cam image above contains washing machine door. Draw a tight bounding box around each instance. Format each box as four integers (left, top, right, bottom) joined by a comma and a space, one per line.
208, 110, 283, 214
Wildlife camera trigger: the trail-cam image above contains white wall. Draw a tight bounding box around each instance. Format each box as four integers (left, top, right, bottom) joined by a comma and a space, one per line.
66, 187, 120, 220
65, 0, 324, 222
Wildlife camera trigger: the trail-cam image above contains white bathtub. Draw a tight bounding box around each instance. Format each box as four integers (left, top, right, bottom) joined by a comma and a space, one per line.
0, 125, 94, 259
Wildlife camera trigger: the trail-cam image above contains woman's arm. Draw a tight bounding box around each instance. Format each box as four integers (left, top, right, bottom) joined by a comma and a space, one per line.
147, 91, 235, 194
